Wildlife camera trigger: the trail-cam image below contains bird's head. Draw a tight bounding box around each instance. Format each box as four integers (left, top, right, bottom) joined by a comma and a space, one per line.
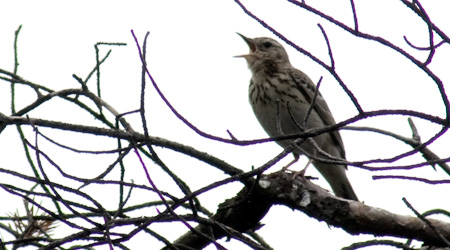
235, 33, 290, 73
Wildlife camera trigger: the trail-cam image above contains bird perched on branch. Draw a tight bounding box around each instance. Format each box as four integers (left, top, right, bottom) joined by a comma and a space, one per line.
235, 33, 358, 201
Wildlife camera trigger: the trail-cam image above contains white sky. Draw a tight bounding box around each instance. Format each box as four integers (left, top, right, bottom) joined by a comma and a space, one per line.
0, 1, 449, 249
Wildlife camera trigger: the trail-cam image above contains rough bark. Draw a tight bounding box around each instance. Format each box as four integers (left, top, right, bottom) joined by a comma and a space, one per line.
164, 171, 450, 249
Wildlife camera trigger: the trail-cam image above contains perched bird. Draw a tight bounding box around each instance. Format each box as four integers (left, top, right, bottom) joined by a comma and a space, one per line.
236, 33, 358, 201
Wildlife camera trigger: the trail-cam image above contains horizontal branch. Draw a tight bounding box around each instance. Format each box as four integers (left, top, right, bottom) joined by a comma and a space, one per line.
263, 172, 450, 246
0, 113, 243, 178
167, 171, 450, 249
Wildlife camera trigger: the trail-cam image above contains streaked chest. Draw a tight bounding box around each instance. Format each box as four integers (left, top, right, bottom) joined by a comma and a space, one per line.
249, 72, 304, 107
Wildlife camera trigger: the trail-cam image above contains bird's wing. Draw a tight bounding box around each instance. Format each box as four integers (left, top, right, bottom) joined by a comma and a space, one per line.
288, 67, 346, 159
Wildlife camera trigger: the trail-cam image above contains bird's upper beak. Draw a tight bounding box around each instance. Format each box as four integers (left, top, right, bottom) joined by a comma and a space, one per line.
234, 33, 256, 58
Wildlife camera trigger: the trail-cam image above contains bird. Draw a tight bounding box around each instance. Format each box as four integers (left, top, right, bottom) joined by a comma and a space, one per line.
235, 33, 358, 201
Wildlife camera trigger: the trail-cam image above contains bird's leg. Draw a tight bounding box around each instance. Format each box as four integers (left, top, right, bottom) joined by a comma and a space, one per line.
288, 158, 314, 180
281, 153, 299, 171
295, 158, 313, 177
282, 154, 313, 179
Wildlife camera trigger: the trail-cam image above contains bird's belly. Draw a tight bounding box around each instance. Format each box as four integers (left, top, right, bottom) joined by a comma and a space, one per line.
251, 97, 330, 155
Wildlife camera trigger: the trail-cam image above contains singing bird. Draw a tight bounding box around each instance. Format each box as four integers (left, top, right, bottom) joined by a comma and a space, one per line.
236, 33, 358, 201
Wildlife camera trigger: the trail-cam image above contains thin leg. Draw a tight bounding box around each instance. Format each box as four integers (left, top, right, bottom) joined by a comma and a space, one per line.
281, 153, 299, 171
295, 159, 313, 177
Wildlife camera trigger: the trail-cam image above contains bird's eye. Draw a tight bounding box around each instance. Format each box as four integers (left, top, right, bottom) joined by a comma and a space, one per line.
263, 42, 272, 48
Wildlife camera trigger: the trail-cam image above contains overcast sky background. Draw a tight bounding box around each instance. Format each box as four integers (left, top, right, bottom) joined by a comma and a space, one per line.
0, 1, 449, 249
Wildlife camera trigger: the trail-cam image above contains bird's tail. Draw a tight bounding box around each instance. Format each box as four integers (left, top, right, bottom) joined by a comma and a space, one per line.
313, 162, 358, 201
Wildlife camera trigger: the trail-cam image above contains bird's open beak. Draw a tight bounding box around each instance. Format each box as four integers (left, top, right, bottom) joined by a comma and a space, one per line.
234, 33, 256, 58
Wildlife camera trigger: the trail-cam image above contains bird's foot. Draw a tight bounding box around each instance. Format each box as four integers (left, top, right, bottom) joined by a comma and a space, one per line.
290, 159, 311, 178
281, 154, 300, 172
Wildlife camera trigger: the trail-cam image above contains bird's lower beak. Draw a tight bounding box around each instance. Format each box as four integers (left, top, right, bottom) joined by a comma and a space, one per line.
234, 32, 256, 58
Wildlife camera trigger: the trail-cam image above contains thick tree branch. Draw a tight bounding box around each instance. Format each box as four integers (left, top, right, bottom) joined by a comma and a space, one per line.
166, 171, 450, 249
